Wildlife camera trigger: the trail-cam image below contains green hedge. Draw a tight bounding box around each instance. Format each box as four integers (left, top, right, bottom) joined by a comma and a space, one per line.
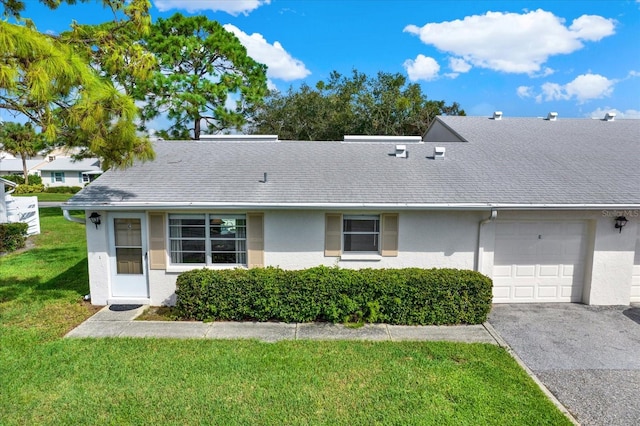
0, 222, 29, 252
175, 266, 493, 325
44, 186, 83, 194
14, 184, 45, 194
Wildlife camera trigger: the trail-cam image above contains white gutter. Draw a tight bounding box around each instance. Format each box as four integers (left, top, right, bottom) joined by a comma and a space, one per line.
61, 202, 640, 211
63, 209, 86, 224
476, 209, 497, 274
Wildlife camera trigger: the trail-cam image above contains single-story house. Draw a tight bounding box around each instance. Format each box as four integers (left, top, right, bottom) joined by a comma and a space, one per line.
62, 113, 640, 307
38, 158, 102, 187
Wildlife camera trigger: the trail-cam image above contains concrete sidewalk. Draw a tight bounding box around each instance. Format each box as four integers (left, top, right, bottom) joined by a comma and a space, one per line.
65, 305, 499, 344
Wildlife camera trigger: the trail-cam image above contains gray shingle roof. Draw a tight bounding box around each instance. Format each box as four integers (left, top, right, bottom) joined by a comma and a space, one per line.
0, 159, 44, 173
66, 116, 640, 209
38, 158, 101, 172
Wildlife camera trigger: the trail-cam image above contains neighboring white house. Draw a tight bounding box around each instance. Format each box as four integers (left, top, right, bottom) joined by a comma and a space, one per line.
62, 114, 640, 307
38, 158, 102, 187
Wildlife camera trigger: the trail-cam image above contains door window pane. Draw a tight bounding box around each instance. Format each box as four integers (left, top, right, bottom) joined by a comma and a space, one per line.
114, 218, 143, 274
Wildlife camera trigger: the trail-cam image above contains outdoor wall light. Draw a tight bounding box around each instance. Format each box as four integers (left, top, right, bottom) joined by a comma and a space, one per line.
614, 216, 628, 233
89, 212, 102, 229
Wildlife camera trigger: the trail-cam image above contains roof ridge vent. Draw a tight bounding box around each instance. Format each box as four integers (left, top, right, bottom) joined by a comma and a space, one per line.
344, 135, 422, 143
492, 111, 503, 120
546, 112, 558, 121
395, 144, 407, 158
199, 134, 279, 142
604, 112, 616, 121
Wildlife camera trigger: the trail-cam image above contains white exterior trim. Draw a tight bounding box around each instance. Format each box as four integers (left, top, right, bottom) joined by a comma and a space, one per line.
63, 202, 640, 211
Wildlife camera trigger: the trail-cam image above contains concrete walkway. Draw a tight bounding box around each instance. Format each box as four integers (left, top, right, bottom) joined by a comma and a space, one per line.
66, 305, 499, 344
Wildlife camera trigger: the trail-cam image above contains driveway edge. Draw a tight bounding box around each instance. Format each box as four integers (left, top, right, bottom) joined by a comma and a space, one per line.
484, 322, 579, 426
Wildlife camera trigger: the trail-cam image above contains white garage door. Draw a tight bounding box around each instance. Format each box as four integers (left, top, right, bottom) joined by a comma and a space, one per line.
631, 225, 640, 303
493, 221, 588, 303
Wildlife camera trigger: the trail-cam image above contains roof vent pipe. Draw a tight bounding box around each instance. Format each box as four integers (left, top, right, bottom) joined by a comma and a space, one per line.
604, 112, 616, 121
546, 112, 558, 121
492, 111, 503, 120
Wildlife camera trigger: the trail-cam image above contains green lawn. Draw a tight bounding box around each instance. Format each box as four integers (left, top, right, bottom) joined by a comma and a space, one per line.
14, 192, 74, 202
0, 209, 572, 425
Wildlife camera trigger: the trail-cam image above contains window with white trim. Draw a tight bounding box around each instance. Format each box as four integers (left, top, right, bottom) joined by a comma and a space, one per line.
169, 214, 246, 265
343, 215, 380, 252
52, 172, 64, 183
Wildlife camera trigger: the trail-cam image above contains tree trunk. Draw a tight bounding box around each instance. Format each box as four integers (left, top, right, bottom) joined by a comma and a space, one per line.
194, 118, 201, 140
21, 154, 28, 185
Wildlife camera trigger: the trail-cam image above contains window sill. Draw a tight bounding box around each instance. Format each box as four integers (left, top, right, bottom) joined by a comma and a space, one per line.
165, 264, 248, 274
340, 253, 382, 261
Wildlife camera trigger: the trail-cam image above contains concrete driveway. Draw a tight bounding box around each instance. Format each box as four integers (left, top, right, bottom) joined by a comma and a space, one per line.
489, 304, 640, 426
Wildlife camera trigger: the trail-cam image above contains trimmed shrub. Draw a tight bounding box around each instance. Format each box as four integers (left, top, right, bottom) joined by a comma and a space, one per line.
45, 186, 83, 194
14, 184, 44, 194
0, 222, 29, 252
175, 266, 493, 325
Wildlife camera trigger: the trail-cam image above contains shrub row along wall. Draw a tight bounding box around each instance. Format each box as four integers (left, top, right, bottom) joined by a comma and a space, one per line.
175, 266, 493, 325
13, 185, 83, 194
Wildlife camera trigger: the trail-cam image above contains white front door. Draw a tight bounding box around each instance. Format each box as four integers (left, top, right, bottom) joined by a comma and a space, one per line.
110, 213, 149, 299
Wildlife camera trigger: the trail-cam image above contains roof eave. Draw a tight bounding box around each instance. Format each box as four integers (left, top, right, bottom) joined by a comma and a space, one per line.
61, 201, 640, 211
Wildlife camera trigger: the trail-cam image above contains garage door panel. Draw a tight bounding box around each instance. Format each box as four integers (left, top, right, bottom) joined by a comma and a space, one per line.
515, 265, 536, 277
513, 286, 535, 299
493, 220, 587, 303
539, 264, 560, 277
492, 265, 512, 278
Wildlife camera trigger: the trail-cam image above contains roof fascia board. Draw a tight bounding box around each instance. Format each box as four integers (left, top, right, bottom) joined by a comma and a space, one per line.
61, 202, 640, 211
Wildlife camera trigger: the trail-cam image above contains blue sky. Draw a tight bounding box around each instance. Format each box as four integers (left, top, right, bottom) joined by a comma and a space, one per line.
13, 0, 640, 120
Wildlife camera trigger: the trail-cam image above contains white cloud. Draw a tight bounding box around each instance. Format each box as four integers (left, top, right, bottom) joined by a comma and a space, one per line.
404, 9, 615, 74
540, 82, 566, 101
517, 86, 534, 98
403, 54, 440, 81
223, 24, 310, 81
587, 108, 640, 119
449, 57, 471, 73
538, 73, 615, 103
154, 0, 270, 16
564, 74, 615, 102
569, 15, 617, 41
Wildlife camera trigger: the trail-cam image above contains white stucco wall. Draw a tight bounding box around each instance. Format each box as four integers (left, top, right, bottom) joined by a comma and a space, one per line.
586, 212, 637, 305
85, 210, 111, 305
82, 208, 640, 306
264, 210, 482, 270
41, 170, 86, 187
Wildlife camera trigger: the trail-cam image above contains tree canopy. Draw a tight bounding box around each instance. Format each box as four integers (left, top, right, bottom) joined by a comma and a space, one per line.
0, 121, 47, 184
250, 70, 465, 140
135, 13, 268, 140
0, 0, 155, 169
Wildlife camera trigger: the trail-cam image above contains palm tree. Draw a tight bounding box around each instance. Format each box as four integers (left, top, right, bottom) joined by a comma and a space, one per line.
0, 122, 47, 184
